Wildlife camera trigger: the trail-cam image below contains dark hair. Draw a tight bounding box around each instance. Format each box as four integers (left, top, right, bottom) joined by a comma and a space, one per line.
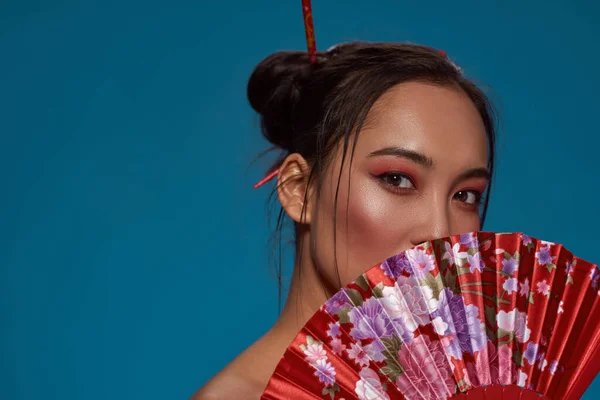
247, 42, 497, 307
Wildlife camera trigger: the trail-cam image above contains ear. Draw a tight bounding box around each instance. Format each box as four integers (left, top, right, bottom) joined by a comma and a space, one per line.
277, 153, 313, 224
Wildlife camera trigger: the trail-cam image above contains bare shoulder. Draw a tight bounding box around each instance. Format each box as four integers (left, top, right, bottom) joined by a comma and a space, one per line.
190, 365, 264, 400
190, 332, 284, 400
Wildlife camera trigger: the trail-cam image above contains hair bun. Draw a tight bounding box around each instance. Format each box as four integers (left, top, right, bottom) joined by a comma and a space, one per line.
247, 51, 315, 152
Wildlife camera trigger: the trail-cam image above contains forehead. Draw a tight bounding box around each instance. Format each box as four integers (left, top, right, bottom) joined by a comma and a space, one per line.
356, 81, 489, 167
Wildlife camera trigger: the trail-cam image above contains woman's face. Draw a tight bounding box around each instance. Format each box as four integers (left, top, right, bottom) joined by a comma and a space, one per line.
311, 81, 490, 289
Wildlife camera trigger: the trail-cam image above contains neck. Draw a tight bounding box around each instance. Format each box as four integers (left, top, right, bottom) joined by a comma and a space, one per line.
247, 232, 330, 392
267, 233, 328, 346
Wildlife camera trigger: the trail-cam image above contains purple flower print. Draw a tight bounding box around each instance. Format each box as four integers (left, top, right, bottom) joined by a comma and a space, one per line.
363, 340, 386, 363
522, 234, 532, 246
348, 297, 394, 340
325, 290, 350, 314
565, 260, 573, 275
536, 245, 553, 265
313, 358, 336, 386
381, 253, 411, 279
431, 288, 487, 358
591, 268, 600, 289
460, 232, 478, 249
523, 342, 539, 365
463, 304, 488, 352
467, 252, 485, 273
502, 258, 519, 275
327, 322, 341, 338
503, 277, 518, 294
549, 360, 559, 375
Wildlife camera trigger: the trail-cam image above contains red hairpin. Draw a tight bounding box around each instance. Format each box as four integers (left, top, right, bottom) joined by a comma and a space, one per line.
253, 169, 279, 189
302, 0, 318, 64
253, 0, 317, 189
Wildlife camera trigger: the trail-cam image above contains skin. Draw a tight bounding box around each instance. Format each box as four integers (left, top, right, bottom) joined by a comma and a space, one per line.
192, 81, 490, 399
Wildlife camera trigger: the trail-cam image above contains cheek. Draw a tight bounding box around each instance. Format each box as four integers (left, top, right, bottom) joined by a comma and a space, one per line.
336, 180, 419, 280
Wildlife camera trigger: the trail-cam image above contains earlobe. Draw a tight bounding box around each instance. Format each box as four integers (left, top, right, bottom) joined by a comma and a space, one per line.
276, 153, 313, 224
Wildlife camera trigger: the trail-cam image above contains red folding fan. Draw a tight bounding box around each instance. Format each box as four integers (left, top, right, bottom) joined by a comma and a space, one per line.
261, 232, 600, 399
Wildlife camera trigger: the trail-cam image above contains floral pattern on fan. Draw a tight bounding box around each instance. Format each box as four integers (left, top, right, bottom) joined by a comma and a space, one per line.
263, 232, 600, 400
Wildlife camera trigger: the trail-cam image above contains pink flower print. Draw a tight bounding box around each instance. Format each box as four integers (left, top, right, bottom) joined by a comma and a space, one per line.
304, 342, 326, 365
313, 358, 336, 386
517, 370, 528, 387
405, 248, 436, 278
519, 278, 530, 296
354, 367, 390, 400
329, 338, 345, 356
497, 345, 516, 385
498, 309, 531, 343
442, 241, 455, 266
558, 300, 564, 314
537, 280, 550, 296
443, 241, 465, 267
538, 356, 548, 371
347, 342, 370, 367
503, 278, 518, 294
591, 268, 599, 289
549, 360, 559, 374
395, 335, 456, 399
432, 316, 449, 335
381, 276, 430, 332
465, 341, 517, 386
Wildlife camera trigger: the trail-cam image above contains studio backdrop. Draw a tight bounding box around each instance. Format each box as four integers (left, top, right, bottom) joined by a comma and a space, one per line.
1, 1, 599, 399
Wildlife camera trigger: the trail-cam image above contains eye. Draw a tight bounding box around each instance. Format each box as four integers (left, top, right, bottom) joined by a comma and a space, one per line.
454, 190, 482, 206
376, 172, 416, 190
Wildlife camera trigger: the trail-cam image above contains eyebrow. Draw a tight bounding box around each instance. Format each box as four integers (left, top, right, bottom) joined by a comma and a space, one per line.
451, 168, 491, 188
367, 147, 435, 168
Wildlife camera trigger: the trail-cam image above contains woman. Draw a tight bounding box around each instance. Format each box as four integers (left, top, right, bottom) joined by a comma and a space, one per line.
193, 42, 496, 399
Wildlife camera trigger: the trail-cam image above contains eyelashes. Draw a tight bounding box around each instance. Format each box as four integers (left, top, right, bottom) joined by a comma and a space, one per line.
372, 171, 485, 209
373, 172, 416, 191
453, 190, 483, 208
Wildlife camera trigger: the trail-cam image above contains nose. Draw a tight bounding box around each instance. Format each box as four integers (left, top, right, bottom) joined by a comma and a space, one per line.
409, 198, 451, 246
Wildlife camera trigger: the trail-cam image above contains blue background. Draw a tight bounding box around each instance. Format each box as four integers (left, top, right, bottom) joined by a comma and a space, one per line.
1, 1, 599, 398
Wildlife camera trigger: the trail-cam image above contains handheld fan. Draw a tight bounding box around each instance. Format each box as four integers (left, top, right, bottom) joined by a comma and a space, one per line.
261, 232, 600, 399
